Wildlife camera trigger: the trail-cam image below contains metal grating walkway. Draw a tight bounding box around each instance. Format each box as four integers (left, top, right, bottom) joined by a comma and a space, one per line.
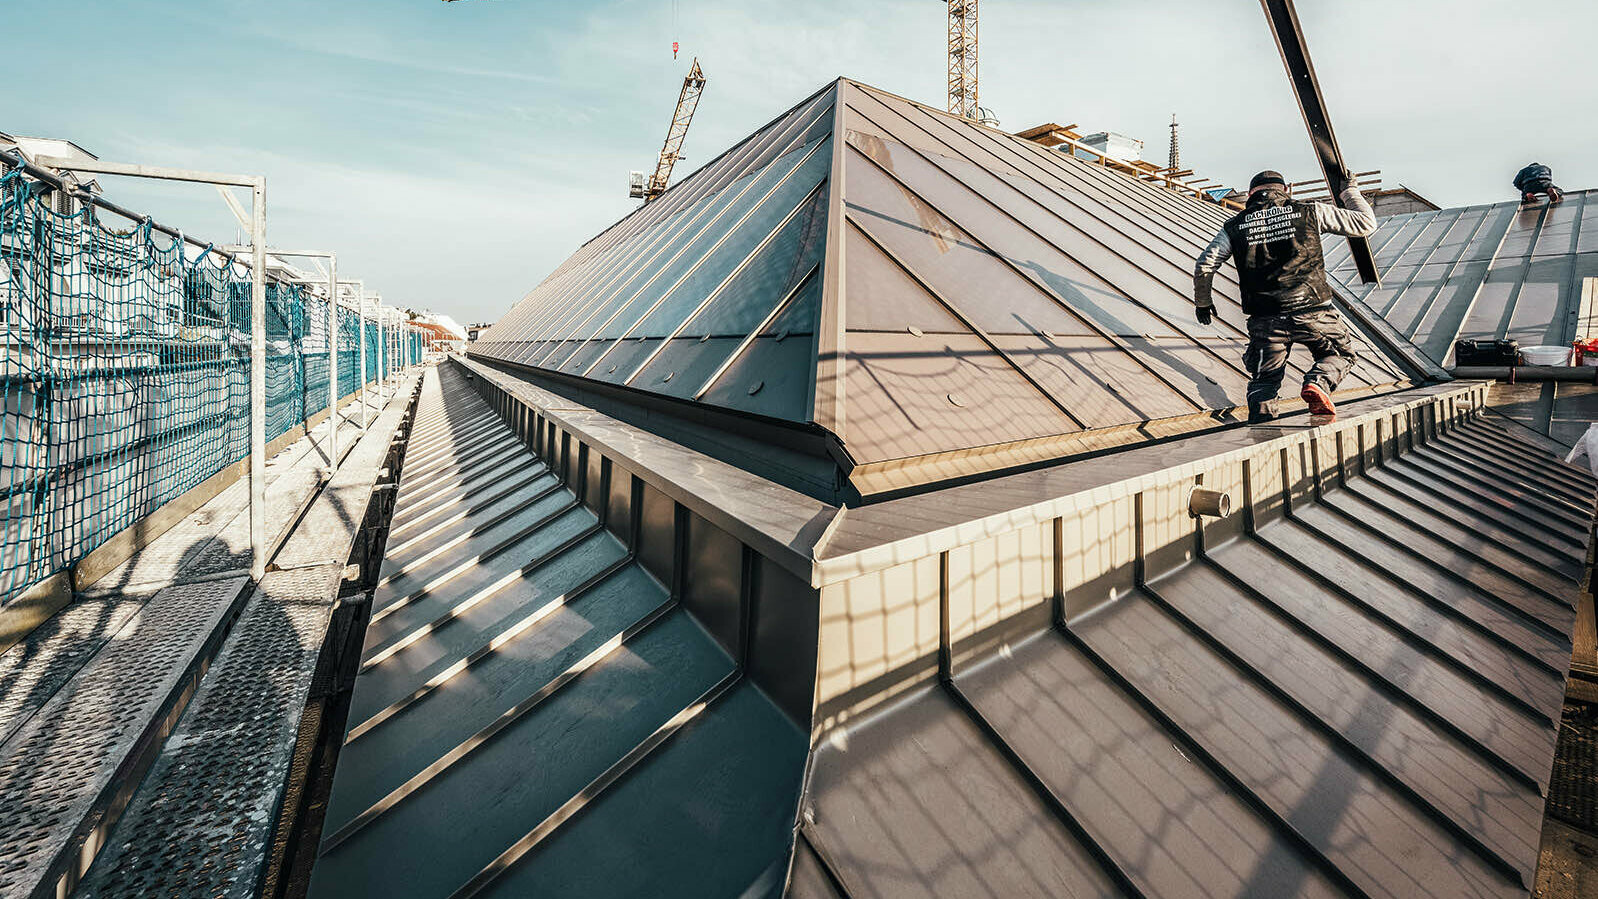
309, 363, 806, 899
75, 378, 420, 898
0, 389, 407, 899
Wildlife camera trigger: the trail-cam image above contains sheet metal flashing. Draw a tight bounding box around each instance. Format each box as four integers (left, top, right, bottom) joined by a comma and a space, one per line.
364, 360, 1591, 898
473, 77, 1427, 499
457, 356, 836, 585
800, 381, 1591, 899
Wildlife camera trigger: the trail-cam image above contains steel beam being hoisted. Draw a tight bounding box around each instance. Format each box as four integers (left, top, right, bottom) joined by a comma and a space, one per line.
631, 58, 707, 202
947, 0, 978, 119
1259, 0, 1382, 285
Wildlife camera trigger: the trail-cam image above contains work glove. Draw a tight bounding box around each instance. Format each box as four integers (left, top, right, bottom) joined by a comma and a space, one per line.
1194, 273, 1216, 325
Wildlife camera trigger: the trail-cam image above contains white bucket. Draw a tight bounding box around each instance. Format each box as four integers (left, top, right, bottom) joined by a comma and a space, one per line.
1521, 345, 1571, 366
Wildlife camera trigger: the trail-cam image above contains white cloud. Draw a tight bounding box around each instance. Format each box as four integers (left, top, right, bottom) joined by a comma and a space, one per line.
5, 0, 1593, 324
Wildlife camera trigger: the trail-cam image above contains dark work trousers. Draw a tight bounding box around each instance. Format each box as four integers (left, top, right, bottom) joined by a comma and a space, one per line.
1525, 178, 1564, 201
1244, 307, 1357, 419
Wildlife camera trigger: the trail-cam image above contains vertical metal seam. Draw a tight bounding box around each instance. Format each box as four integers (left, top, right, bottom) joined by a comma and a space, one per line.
1199, 553, 1543, 793
938, 550, 952, 681
619, 179, 828, 387
1050, 620, 1378, 899
1309, 493, 1574, 633
692, 264, 819, 400
1249, 531, 1558, 721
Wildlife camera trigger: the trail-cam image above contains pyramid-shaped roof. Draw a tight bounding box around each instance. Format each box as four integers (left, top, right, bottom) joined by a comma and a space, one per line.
474, 79, 1424, 498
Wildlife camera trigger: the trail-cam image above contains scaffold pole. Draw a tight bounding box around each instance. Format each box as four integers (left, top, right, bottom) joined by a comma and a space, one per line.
33, 155, 271, 580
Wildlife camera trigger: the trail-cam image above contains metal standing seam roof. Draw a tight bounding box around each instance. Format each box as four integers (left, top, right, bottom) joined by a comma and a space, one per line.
307, 364, 807, 899
796, 396, 1593, 899
317, 354, 1594, 899
1327, 190, 1598, 365
1325, 190, 1598, 446
473, 78, 1422, 497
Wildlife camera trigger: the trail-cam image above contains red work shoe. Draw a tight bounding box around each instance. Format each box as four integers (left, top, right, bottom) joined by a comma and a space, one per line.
1301, 383, 1336, 417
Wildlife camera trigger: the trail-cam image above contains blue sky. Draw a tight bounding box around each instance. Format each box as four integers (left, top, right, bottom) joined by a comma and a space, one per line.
5, 0, 1594, 323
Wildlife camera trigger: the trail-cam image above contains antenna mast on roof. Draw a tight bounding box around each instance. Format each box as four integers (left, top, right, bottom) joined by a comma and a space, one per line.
629, 58, 707, 203
947, 1, 978, 119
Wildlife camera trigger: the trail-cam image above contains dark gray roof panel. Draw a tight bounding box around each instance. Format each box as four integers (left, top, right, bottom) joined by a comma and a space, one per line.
959, 631, 1349, 899
804, 407, 1589, 898
1329, 190, 1598, 363
474, 77, 1427, 496
309, 366, 807, 899
480, 683, 807, 899
802, 685, 1134, 898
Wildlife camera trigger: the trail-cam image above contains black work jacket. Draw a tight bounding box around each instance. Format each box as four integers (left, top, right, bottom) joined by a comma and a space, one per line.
1222, 190, 1333, 316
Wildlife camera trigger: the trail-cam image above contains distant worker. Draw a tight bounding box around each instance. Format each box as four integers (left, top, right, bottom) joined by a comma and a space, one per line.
1192, 170, 1377, 423
1513, 162, 1564, 205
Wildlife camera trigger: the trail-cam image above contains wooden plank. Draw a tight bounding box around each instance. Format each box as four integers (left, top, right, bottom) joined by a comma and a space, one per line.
1576, 277, 1598, 342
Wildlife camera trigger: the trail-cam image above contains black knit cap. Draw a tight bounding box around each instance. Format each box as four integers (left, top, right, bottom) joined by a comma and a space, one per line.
1249, 170, 1287, 190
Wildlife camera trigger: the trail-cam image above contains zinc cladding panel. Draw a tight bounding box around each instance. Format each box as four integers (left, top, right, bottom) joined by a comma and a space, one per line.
804, 408, 1589, 899
556, 136, 832, 385
837, 125, 1264, 430
841, 139, 1175, 340
837, 88, 1402, 425
861, 94, 1393, 395
696, 275, 823, 421
477, 85, 836, 351
526, 88, 835, 354
846, 90, 1215, 333
630, 190, 826, 399
870, 90, 1253, 322
1332, 190, 1598, 366
843, 331, 1078, 462
586, 143, 832, 386
538, 153, 798, 369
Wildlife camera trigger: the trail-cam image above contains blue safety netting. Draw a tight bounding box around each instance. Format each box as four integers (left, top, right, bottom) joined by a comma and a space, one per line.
0, 165, 426, 609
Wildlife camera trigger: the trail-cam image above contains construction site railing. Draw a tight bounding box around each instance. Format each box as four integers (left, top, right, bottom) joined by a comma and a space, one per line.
0, 163, 425, 610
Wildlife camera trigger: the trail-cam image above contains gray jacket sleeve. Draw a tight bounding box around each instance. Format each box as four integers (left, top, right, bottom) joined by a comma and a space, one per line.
1311, 187, 1377, 237
1192, 229, 1231, 308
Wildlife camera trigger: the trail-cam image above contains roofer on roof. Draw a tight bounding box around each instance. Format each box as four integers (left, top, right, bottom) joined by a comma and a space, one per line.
1513, 162, 1564, 206
1192, 170, 1377, 423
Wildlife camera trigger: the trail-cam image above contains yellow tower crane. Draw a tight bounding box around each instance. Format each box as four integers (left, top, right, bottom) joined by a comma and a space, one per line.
947, 0, 978, 119
630, 58, 707, 202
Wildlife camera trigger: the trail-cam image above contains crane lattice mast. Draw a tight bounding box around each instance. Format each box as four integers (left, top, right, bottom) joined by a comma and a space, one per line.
632, 58, 706, 202
947, 1, 978, 119
1168, 114, 1180, 173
